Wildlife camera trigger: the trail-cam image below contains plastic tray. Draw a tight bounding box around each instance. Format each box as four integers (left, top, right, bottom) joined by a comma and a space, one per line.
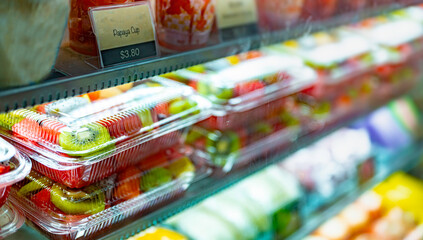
184, 104, 305, 172
162, 53, 317, 130
0, 138, 31, 208
0, 78, 211, 188
0, 203, 25, 238
10, 145, 200, 240
264, 29, 375, 101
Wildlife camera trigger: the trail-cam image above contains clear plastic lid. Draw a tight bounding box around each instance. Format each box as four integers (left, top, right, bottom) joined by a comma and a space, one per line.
0, 203, 25, 238
185, 105, 303, 171
162, 53, 317, 113
267, 29, 372, 69
0, 138, 31, 189
11, 145, 199, 237
0, 78, 211, 163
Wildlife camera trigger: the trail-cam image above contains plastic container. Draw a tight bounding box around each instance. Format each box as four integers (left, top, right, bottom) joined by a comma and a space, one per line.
163, 54, 317, 130
155, 0, 216, 52
10, 145, 200, 240
0, 138, 31, 208
0, 203, 26, 238
184, 104, 303, 172
256, 0, 305, 30
265, 29, 374, 102
69, 0, 135, 56
301, 0, 338, 20
0, 78, 211, 188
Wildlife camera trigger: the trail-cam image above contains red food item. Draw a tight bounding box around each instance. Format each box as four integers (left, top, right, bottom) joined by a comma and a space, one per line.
87, 91, 101, 101
302, 0, 338, 20
12, 118, 44, 143
69, 0, 135, 56
154, 102, 170, 117
257, 0, 304, 30
156, 0, 216, 51
97, 112, 143, 139
31, 189, 54, 210
234, 81, 266, 97
138, 151, 169, 171
0, 166, 10, 175
114, 167, 142, 201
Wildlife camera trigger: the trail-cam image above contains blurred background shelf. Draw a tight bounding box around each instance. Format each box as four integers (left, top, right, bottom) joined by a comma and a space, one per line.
0, 1, 420, 112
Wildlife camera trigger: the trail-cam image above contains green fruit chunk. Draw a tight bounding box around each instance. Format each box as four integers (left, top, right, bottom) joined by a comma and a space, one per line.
18, 176, 52, 197
50, 185, 105, 215
140, 167, 173, 192
168, 157, 195, 179
206, 131, 240, 167
0, 110, 26, 131
213, 87, 233, 100
197, 81, 210, 95
59, 124, 111, 153
279, 111, 300, 127
169, 99, 199, 115
253, 122, 273, 134
138, 109, 154, 128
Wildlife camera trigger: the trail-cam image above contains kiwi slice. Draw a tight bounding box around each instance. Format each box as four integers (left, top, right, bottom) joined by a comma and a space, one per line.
50, 184, 105, 215
0, 110, 27, 131
206, 131, 241, 167
18, 175, 52, 197
169, 99, 198, 115
140, 167, 173, 192
59, 123, 111, 154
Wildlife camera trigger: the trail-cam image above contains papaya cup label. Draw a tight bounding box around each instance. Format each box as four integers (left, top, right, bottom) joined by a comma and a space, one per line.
215, 0, 259, 41
90, 2, 158, 67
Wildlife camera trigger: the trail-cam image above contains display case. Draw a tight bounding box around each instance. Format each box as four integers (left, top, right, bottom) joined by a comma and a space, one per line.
3, 1, 423, 240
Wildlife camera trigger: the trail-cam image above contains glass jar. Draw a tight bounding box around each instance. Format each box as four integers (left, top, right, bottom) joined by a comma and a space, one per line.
69, 0, 135, 56
155, 0, 216, 52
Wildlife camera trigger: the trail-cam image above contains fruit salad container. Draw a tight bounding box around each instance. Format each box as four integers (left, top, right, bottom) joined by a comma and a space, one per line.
256, 0, 305, 31
264, 29, 375, 103
0, 203, 26, 238
155, 0, 216, 52
0, 138, 31, 209
0, 78, 211, 188
162, 54, 317, 131
184, 105, 304, 172
301, 0, 338, 20
10, 145, 201, 240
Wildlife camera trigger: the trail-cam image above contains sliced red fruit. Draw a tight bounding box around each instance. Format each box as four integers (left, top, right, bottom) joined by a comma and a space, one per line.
87, 91, 101, 101
12, 118, 43, 142
188, 81, 198, 91
154, 102, 170, 117
35, 103, 50, 114
233, 81, 266, 97
0, 166, 10, 175
114, 167, 142, 202
97, 112, 142, 139
138, 151, 169, 171
40, 119, 67, 145
31, 188, 53, 210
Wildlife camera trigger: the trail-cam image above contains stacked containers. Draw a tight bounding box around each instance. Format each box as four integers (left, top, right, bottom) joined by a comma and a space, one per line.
0, 138, 31, 238
349, 13, 423, 97
11, 145, 198, 240
162, 52, 318, 171
0, 78, 210, 188
0, 78, 212, 239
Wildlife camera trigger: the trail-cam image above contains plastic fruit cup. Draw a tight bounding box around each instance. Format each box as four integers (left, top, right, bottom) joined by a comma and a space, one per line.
69, 0, 135, 56
302, 0, 338, 20
257, 0, 305, 30
155, 0, 216, 51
